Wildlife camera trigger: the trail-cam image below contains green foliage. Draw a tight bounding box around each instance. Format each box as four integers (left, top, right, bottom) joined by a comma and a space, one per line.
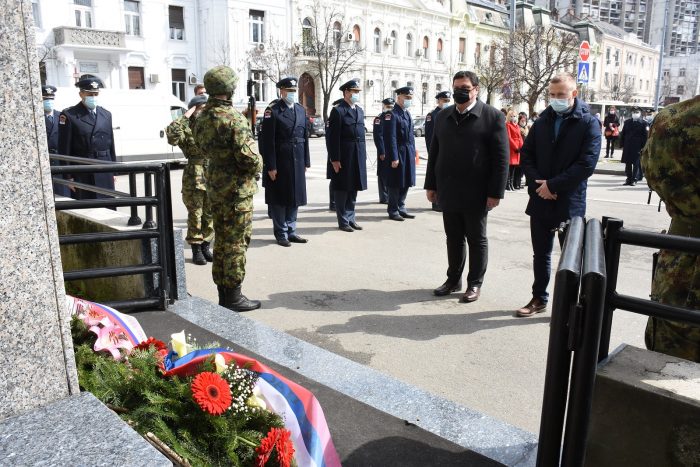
71, 319, 287, 467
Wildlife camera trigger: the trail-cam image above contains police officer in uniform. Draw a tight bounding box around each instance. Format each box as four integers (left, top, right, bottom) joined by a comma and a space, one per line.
425, 91, 451, 212
326, 80, 367, 232
382, 86, 417, 221
58, 76, 117, 200
261, 77, 311, 247
326, 98, 344, 211
373, 97, 394, 204
42, 85, 70, 197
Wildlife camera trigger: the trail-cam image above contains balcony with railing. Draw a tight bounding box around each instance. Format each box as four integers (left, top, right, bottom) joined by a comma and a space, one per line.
53, 26, 126, 49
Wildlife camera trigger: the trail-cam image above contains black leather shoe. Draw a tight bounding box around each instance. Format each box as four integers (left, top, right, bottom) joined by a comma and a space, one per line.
460, 286, 481, 303
288, 235, 308, 243
399, 212, 416, 219
389, 214, 405, 221
277, 238, 292, 247
349, 222, 363, 230
339, 225, 354, 232
433, 280, 462, 296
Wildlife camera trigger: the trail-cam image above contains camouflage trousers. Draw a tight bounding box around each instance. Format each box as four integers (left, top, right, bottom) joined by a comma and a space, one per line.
210, 195, 253, 288
182, 187, 214, 244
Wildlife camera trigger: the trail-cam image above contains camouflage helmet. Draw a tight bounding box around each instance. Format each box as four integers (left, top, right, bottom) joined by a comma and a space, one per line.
203, 66, 238, 95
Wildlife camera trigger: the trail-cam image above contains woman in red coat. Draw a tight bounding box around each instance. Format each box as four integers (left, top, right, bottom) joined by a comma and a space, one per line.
505, 109, 524, 191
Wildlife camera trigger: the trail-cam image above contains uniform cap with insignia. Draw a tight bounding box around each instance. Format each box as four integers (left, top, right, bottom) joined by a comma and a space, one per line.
339, 79, 361, 91
395, 86, 414, 96
276, 77, 298, 89
42, 85, 57, 99
382, 97, 395, 105
188, 95, 208, 109
435, 91, 451, 100
203, 65, 239, 95
75, 75, 104, 91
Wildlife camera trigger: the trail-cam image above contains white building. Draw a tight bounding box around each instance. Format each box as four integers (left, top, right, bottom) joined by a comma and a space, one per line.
660, 54, 700, 104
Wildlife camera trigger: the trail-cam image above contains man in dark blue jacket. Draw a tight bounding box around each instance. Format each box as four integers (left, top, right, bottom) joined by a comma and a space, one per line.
516, 73, 600, 317
261, 77, 310, 247
373, 97, 394, 204
42, 85, 70, 197
425, 91, 451, 212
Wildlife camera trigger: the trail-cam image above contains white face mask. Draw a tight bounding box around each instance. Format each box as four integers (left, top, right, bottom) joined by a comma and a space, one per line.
510, 117, 517, 123
350, 93, 360, 104
403, 98, 412, 109
284, 91, 297, 104
632, 112, 641, 119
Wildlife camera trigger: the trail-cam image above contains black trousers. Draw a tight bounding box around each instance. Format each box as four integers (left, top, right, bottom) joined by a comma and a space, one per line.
442, 210, 488, 288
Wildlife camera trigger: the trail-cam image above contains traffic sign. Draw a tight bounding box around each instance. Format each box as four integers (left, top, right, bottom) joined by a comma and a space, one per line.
577, 62, 590, 84
579, 41, 591, 62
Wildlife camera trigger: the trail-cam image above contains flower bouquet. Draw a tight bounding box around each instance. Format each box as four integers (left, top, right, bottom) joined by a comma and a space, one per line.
67, 296, 340, 467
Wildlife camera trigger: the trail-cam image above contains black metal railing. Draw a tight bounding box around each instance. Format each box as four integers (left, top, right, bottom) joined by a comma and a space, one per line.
537, 216, 700, 466
50, 155, 177, 311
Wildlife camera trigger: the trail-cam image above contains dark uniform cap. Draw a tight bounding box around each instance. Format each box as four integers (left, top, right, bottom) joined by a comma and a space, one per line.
395, 86, 414, 96
631, 106, 641, 112
339, 79, 361, 91
188, 95, 208, 109
42, 85, 57, 99
203, 65, 239, 95
382, 97, 395, 106
435, 91, 451, 100
332, 98, 344, 106
75, 76, 104, 91
277, 77, 298, 89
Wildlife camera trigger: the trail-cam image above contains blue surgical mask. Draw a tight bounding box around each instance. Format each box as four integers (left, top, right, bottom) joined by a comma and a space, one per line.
84, 96, 98, 110
403, 98, 412, 109
43, 99, 54, 112
350, 93, 360, 104
550, 98, 570, 114
284, 92, 297, 104
632, 112, 641, 120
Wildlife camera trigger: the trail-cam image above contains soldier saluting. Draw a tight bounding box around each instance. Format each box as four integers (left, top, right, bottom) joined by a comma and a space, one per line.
261, 77, 311, 247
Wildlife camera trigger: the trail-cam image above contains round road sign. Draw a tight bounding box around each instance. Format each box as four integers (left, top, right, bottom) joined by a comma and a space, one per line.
579, 41, 591, 62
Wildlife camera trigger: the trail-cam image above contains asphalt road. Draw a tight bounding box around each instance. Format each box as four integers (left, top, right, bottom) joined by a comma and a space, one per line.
118, 136, 669, 434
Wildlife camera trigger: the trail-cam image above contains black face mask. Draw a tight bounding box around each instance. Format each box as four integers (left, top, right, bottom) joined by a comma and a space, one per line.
453, 89, 470, 104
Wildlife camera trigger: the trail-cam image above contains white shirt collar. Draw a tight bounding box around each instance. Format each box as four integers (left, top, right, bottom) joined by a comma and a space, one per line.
456, 100, 477, 114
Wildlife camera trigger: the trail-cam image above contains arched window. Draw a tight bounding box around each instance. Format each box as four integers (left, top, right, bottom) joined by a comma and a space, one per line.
302, 18, 313, 55
353, 24, 361, 49
374, 27, 381, 53
422, 36, 429, 59
390, 30, 398, 55
437, 38, 443, 61
406, 33, 413, 57
333, 21, 342, 48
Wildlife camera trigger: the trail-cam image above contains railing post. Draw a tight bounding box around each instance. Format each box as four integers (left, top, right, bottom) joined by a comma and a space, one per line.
154, 166, 170, 310
537, 216, 585, 467
142, 172, 156, 229
561, 219, 607, 467
598, 217, 623, 361
127, 172, 142, 226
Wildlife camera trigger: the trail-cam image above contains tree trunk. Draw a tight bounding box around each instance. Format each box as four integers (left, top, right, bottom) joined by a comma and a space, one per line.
527, 94, 539, 117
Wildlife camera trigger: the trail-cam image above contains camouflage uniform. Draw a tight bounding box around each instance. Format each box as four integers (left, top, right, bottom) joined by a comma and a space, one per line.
641, 95, 700, 363
192, 68, 262, 290
166, 115, 214, 245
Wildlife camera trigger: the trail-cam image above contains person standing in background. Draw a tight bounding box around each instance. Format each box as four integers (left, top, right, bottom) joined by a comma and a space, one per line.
620, 106, 649, 186
424, 91, 451, 211
373, 97, 394, 205
505, 109, 523, 191
603, 106, 620, 158
43, 85, 70, 198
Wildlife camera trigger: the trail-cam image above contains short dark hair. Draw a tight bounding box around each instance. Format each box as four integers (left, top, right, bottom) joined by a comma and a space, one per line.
452, 71, 479, 87
194, 84, 206, 93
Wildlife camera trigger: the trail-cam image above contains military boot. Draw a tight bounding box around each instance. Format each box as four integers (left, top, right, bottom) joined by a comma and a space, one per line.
223, 285, 261, 312
201, 241, 214, 262
191, 244, 207, 265
217, 285, 225, 306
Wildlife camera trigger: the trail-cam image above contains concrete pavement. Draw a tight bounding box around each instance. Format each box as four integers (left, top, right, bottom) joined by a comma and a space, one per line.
117, 136, 670, 435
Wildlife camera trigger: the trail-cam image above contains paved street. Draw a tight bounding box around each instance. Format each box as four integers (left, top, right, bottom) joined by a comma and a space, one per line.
119, 136, 669, 435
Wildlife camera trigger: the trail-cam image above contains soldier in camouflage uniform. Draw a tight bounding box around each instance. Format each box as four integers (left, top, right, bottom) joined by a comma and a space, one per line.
641, 95, 700, 363
166, 95, 214, 266
192, 66, 263, 312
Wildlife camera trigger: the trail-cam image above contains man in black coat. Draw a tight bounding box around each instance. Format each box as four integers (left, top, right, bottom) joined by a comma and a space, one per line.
424, 71, 509, 303
261, 77, 311, 247
425, 91, 451, 212
326, 80, 367, 232
58, 76, 116, 200
372, 97, 394, 204
516, 73, 600, 317
42, 85, 70, 197
620, 107, 649, 186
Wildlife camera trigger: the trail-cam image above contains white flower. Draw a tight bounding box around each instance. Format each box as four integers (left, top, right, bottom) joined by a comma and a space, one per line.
214, 353, 228, 373
170, 330, 193, 357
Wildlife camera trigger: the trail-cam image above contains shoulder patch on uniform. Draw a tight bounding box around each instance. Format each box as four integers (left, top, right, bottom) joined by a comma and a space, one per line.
374, 117, 380, 125
59, 115, 66, 125
426, 114, 432, 122
384, 113, 392, 120
264, 109, 272, 118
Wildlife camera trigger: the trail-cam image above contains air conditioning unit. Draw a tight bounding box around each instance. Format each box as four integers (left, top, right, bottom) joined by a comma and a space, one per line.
384, 37, 394, 45
345, 32, 354, 41
188, 75, 198, 85
416, 49, 423, 57
256, 43, 265, 51
149, 74, 160, 83
366, 79, 375, 87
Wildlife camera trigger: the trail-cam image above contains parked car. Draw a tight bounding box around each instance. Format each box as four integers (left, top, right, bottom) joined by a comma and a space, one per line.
413, 116, 426, 137
307, 115, 326, 137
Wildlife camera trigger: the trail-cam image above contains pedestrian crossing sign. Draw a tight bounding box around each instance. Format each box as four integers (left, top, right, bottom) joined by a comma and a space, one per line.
577, 62, 590, 84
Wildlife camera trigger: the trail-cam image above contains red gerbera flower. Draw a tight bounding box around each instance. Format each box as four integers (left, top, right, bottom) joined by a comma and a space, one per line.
134, 337, 167, 352
191, 372, 232, 415
255, 427, 295, 467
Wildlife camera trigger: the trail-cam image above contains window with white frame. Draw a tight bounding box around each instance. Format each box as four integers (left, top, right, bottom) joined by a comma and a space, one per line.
250, 70, 267, 102
422, 36, 429, 59
333, 21, 342, 48
390, 30, 397, 55
302, 18, 313, 54
250, 10, 264, 43
458, 37, 465, 62
74, 0, 93, 28
124, 1, 140, 36
31, 0, 41, 28
373, 28, 381, 53
679, 68, 686, 77
437, 38, 443, 61
406, 33, 413, 57
171, 68, 186, 101
169, 5, 184, 40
